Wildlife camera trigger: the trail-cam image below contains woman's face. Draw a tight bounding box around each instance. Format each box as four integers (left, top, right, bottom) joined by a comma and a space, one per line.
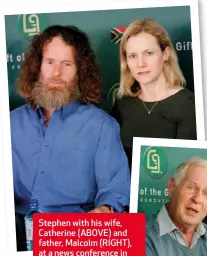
125, 32, 170, 87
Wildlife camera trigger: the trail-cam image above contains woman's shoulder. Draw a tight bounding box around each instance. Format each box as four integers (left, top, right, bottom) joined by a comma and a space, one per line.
163, 88, 195, 117
177, 87, 194, 98
114, 95, 140, 112
115, 95, 138, 105
165, 87, 194, 103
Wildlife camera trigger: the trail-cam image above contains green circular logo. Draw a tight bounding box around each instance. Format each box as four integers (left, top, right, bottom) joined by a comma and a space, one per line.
18, 14, 48, 39
143, 147, 168, 179
107, 83, 119, 106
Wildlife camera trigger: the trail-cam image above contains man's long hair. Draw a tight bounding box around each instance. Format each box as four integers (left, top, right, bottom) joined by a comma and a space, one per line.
18, 25, 102, 104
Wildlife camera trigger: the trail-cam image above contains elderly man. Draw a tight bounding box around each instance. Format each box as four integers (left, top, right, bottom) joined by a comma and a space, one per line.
146, 157, 207, 256
10, 25, 130, 250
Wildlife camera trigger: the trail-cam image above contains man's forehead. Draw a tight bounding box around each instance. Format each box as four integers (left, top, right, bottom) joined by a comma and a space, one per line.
41, 37, 76, 60
186, 164, 207, 173
42, 37, 74, 51
183, 165, 207, 187
44, 36, 65, 46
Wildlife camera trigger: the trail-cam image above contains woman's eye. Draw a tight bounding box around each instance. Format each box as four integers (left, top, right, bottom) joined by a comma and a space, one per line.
128, 54, 135, 59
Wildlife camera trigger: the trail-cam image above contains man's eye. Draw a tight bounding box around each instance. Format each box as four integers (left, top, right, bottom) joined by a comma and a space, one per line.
186, 184, 196, 190
145, 51, 153, 56
46, 60, 53, 64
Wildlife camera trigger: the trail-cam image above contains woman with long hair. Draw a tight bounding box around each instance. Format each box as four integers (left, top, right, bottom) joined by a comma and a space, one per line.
112, 18, 196, 166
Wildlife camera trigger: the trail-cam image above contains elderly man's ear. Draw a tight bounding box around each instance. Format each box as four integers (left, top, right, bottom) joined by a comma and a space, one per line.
167, 178, 176, 198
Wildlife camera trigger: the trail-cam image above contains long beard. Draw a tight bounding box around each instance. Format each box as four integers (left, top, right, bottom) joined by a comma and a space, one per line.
31, 80, 81, 109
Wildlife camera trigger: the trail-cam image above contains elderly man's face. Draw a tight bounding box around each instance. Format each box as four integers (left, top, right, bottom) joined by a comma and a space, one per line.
168, 165, 207, 229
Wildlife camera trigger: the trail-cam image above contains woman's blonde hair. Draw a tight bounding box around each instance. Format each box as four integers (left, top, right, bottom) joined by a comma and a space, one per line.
118, 18, 186, 98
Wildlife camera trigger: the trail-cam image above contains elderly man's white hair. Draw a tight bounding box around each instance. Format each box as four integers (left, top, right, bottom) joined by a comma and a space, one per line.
173, 156, 207, 185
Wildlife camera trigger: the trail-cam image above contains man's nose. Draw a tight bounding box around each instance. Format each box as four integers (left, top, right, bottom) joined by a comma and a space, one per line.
53, 63, 62, 76
192, 190, 203, 204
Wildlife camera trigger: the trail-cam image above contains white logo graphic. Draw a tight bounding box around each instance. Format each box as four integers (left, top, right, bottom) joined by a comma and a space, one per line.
147, 149, 161, 174
23, 14, 40, 36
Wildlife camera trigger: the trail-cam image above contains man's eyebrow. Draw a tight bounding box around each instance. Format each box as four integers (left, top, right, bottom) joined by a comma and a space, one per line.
43, 57, 53, 61
62, 60, 74, 63
186, 181, 196, 184
43, 57, 74, 63
184, 181, 198, 187
185, 181, 198, 185
186, 180, 207, 189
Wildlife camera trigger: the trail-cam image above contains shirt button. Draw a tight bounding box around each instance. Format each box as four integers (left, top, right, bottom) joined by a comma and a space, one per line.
44, 145, 49, 149
40, 171, 45, 175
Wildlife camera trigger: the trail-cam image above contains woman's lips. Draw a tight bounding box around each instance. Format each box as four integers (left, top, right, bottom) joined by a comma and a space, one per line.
138, 71, 150, 75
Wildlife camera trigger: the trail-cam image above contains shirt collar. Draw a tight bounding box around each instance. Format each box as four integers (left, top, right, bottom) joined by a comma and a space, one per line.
157, 204, 177, 236
195, 221, 206, 237
157, 204, 206, 237
61, 100, 81, 120
28, 100, 81, 120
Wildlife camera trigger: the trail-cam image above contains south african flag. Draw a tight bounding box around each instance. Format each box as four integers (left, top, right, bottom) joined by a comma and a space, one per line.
110, 26, 127, 44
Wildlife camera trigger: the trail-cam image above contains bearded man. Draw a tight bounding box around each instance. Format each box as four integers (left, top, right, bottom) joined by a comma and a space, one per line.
11, 25, 130, 250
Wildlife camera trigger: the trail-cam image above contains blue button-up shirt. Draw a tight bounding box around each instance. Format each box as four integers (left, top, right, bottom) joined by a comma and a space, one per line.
10, 101, 130, 214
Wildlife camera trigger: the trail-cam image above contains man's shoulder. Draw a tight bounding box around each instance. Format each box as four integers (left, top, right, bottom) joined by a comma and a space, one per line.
146, 215, 159, 237
202, 222, 207, 231
79, 103, 118, 126
146, 215, 163, 256
10, 104, 28, 118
